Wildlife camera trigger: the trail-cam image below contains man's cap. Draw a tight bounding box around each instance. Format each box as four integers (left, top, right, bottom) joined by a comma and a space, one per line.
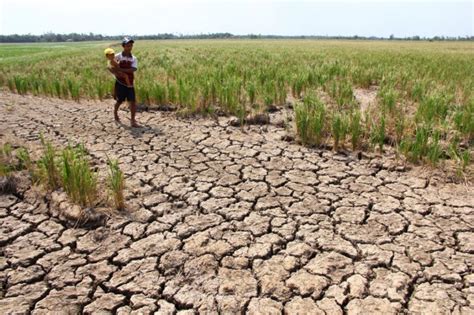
122, 37, 135, 45
104, 48, 115, 55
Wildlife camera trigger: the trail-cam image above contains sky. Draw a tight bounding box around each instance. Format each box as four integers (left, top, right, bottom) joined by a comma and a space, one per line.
0, 0, 472, 37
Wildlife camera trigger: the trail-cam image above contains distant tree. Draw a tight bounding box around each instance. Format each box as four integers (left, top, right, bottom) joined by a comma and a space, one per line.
0, 32, 473, 43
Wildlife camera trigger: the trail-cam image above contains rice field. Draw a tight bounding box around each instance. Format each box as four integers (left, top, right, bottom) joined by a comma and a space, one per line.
1, 40, 473, 170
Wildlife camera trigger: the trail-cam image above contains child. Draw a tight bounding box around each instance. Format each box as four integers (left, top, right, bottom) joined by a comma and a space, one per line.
104, 48, 132, 88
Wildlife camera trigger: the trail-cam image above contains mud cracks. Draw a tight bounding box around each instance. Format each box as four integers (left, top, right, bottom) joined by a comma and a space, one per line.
0, 93, 473, 314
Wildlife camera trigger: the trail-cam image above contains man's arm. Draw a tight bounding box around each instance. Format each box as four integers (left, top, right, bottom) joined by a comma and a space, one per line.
115, 67, 137, 74
108, 67, 125, 77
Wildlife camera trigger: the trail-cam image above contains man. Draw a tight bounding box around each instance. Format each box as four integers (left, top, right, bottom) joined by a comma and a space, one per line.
111, 37, 139, 127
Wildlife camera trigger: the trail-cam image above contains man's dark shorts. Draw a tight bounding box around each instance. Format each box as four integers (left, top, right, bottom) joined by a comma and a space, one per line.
115, 81, 136, 102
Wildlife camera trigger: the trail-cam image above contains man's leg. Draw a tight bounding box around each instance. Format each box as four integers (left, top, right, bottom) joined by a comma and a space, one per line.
114, 100, 123, 122
130, 101, 138, 127
129, 86, 139, 127
114, 81, 124, 122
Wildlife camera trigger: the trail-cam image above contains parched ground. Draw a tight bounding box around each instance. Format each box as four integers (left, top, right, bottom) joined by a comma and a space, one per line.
0, 92, 473, 314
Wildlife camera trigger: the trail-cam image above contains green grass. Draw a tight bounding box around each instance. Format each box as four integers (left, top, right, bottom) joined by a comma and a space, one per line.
15, 147, 32, 171
0, 138, 128, 209
370, 115, 386, 152
107, 158, 125, 210
37, 136, 61, 190
350, 110, 363, 150
453, 98, 474, 142
295, 93, 326, 146
0, 143, 13, 176
60, 145, 98, 207
0, 143, 17, 194
331, 113, 348, 151
1, 143, 33, 176
1, 40, 473, 169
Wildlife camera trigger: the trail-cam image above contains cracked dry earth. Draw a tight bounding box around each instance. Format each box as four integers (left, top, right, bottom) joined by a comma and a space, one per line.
1, 92, 473, 315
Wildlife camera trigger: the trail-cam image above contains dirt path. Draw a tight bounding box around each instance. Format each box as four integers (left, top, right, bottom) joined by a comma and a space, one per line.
0, 93, 473, 314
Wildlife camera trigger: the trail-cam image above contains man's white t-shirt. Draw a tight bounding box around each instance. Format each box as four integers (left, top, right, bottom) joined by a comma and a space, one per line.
114, 52, 138, 86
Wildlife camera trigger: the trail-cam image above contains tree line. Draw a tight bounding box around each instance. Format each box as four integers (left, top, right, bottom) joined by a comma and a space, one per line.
0, 32, 472, 43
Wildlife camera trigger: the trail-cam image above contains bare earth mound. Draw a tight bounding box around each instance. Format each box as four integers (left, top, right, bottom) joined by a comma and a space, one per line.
0, 93, 473, 314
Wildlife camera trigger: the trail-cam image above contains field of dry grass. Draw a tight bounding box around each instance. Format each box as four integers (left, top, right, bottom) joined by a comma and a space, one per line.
1, 40, 473, 171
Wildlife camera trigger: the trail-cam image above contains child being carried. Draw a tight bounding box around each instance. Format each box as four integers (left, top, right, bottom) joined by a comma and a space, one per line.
104, 48, 132, 88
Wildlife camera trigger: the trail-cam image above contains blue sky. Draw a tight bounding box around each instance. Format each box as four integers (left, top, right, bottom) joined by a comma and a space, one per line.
0, 0, 472, 37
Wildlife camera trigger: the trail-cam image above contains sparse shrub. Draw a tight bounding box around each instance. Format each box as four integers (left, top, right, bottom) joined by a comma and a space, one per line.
370, 115, 386, 152
236, 103, 246, 129
427, 130, 442, 166
96, 83, 107, 101
16, 147, 32, 171
0, 143, 13, 177
1, 143, 13, 159
350, 110, 363, 150
327, 79, 355, 109
447, 137, 472, 176
246, 81, 257, 106
379, 86, 398, 113
410, 80, 426, 102
53, 80, 62, 98
332, 113, 348, 151
394, 110, 406, 145
14, 76, 28, 95
400, 125, 430, 163
60, 145, 98, 207
416, 92, 452, 125
137, 86, 151, 105
37, 136, 61, 190
66, 79, 81, 101
152, 83, 167, 105
107, 158, 125, 210
453, 99, 474, 141
167, 81, 177, 104
276, 78, 287, 105
295, 93, 326, 146
292, 74, 306, 98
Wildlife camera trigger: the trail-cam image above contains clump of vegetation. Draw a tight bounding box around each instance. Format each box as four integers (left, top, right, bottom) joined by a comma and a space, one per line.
295, 93, 326, 146
0, 139, 127, 212
34, 137, 99, 207
349, 110, 363, 150
37, 136, 61, 190
0, 143, 16, 194
60, 145, 98, 207
327, 79, 355, 110
0, 143, 13, 176
107, 158, 125, 211
331, 113, 349, 151
370, 115, 386, 152
378, 85, 398, 113
16, 147, 32, 171
452, 99, 474, 142
447, 137, 472, 177
415, 92, 452, 125
0, 143, 34, 194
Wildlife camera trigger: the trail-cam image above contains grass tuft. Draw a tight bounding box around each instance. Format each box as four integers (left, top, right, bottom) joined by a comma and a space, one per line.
60, 145, 98, 207
107, 158, 125, 211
